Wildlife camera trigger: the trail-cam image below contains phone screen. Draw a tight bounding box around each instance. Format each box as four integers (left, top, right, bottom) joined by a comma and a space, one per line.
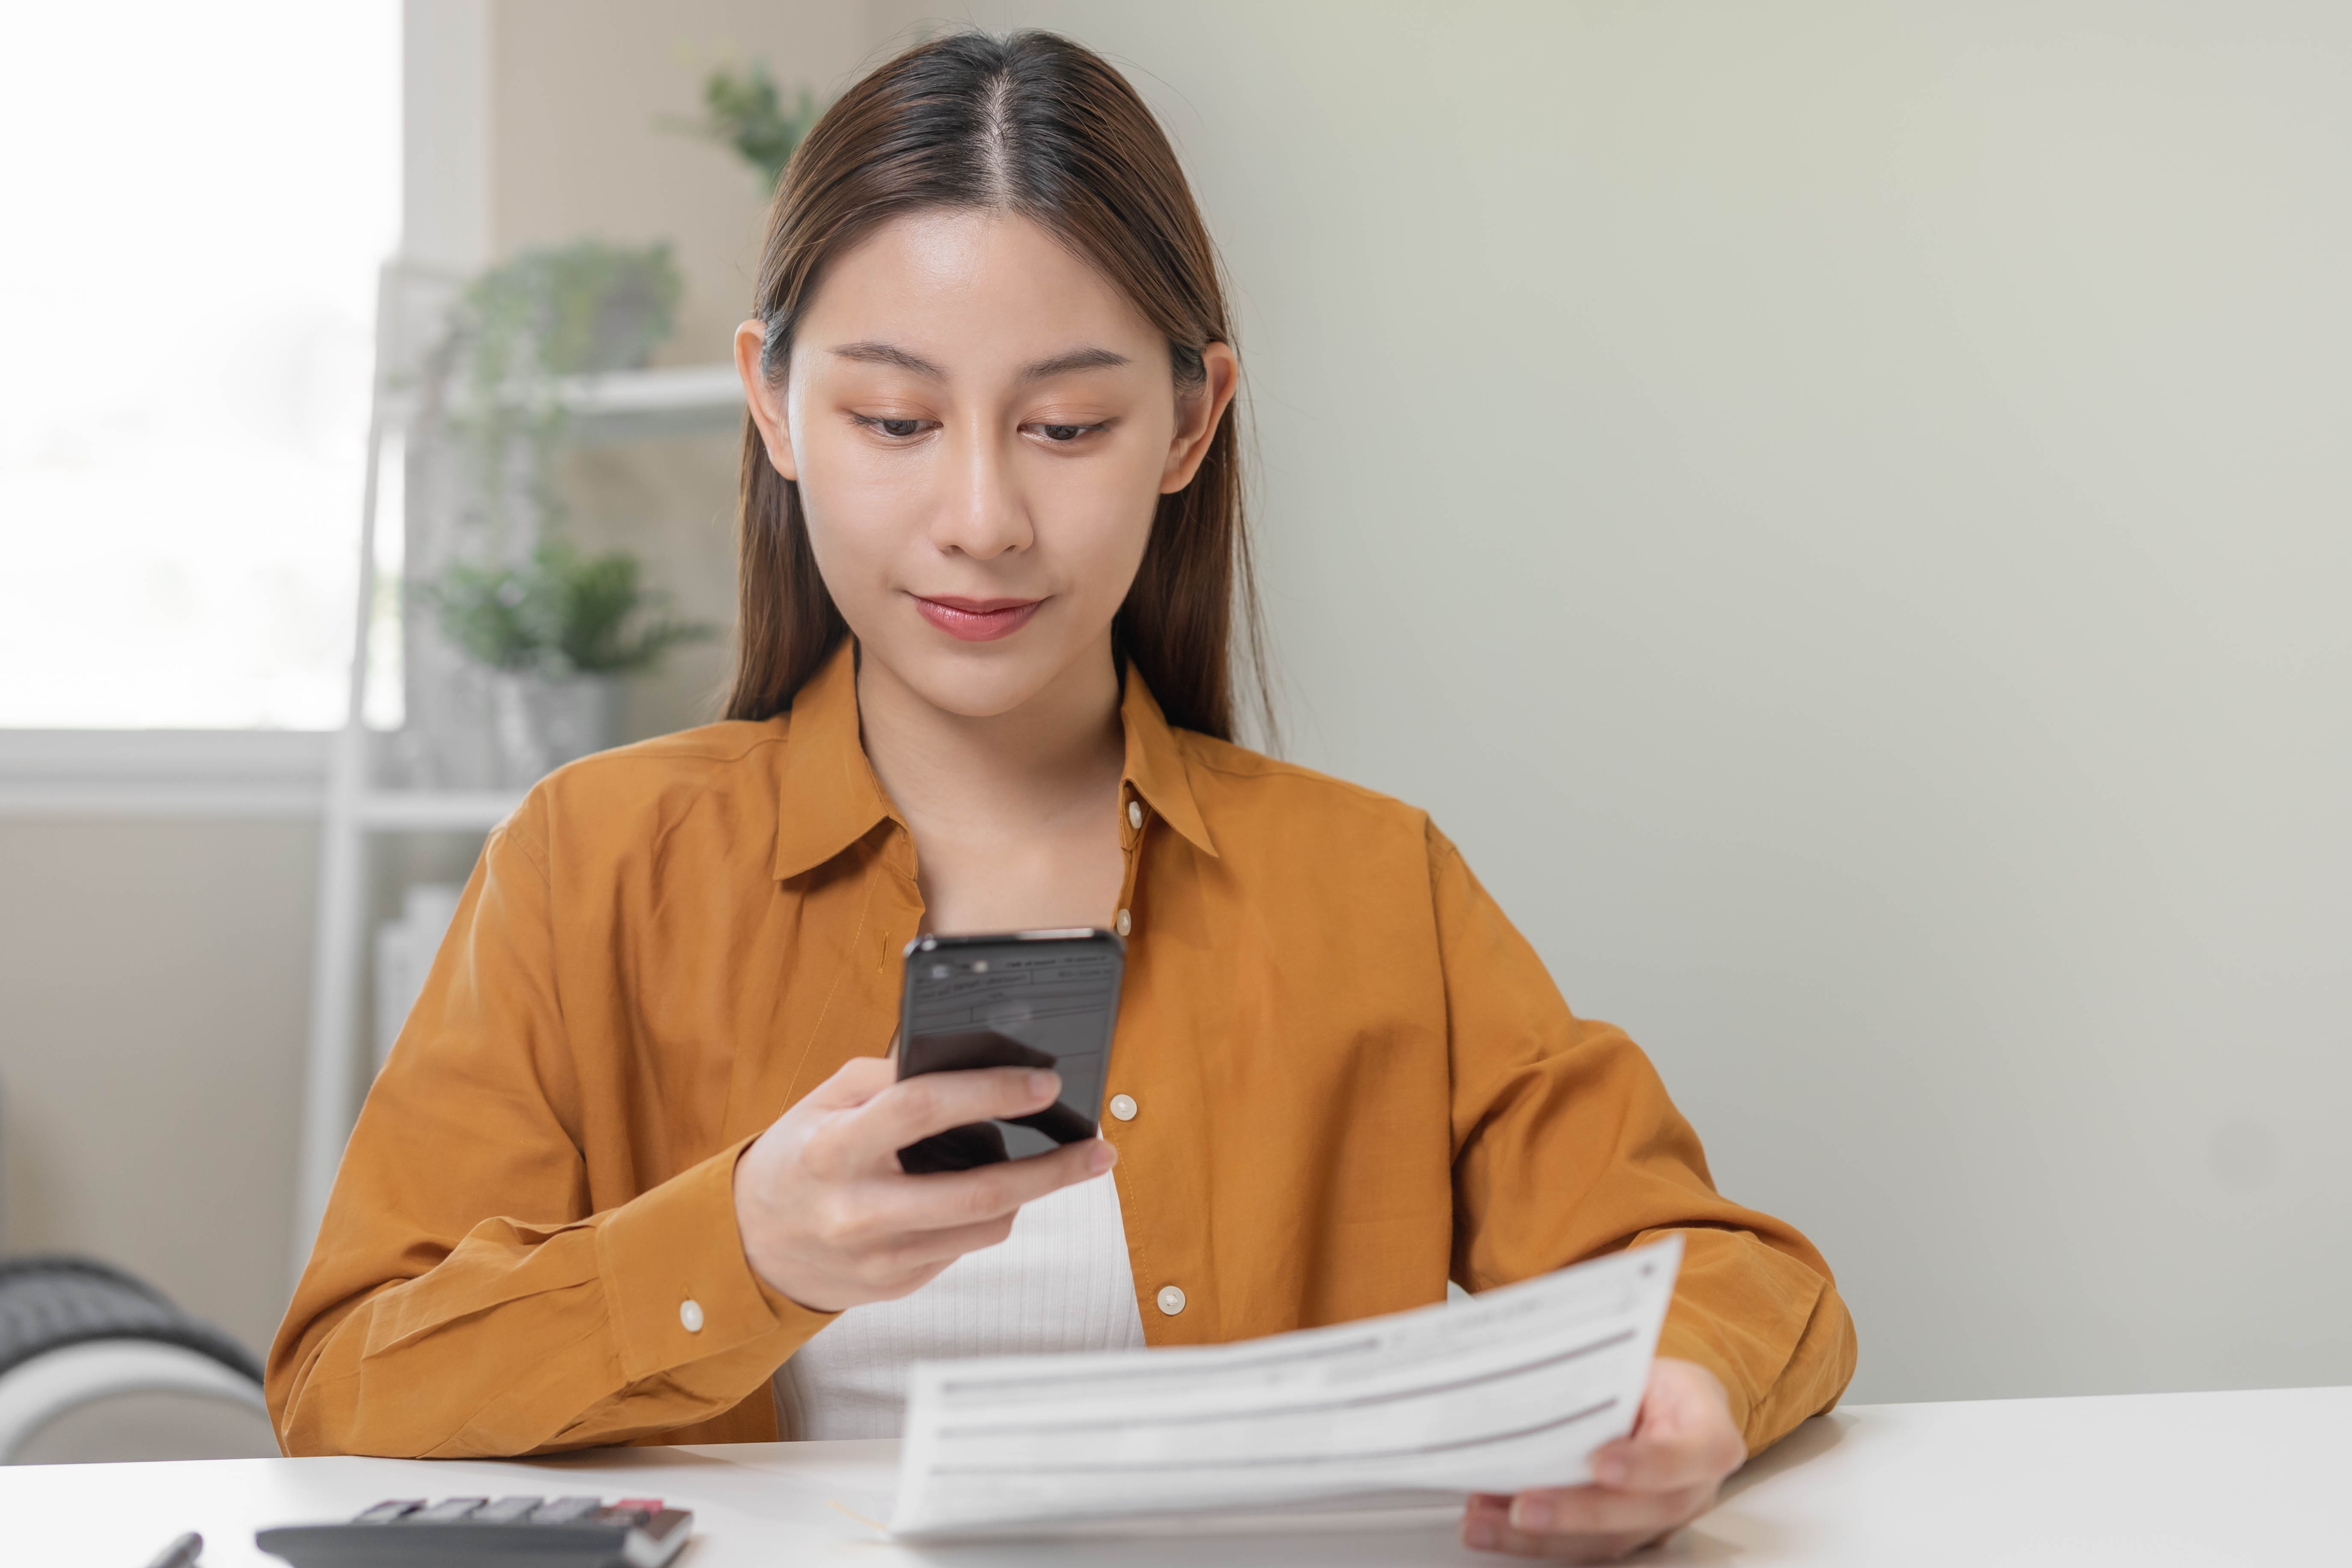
894, 929, 1126, 1174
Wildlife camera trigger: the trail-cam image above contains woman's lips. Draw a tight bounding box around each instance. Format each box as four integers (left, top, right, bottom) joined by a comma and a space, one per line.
912, 594, 1045, 642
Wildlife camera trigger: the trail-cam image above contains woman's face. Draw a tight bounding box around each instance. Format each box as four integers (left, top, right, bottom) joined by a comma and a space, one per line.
736, 209, 1236, 721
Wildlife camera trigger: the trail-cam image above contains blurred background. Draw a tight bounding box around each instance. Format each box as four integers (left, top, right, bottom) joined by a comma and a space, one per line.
0, 0, 2345, 1460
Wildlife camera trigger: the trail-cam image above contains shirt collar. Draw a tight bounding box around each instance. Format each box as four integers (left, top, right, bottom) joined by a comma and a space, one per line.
771, 638, 894, 881
771, 638, 1219, 882
1119, 659, 1218, 859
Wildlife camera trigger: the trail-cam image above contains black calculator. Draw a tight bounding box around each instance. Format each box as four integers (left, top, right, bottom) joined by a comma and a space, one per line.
255, 1495, 692, 1568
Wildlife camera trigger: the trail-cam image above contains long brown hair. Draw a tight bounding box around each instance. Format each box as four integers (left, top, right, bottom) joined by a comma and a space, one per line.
723, 29, 1268, 742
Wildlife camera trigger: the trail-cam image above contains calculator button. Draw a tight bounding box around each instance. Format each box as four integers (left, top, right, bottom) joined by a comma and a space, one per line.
403, 1498, 487, 1523
352, 1500, 424, 1524
532, 1497, 604, 1523
473, 1497, 543, 1523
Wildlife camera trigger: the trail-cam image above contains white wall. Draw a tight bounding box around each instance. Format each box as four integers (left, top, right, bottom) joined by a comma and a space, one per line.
937, 0, 2352, 1403
0, 818, 315, 1354
13, 0, 2339, 1413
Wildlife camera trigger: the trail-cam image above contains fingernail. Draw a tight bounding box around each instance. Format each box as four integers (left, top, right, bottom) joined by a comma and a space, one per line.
1027, 1069, 1058, 1100
1464, 1518, 1499, 1550
1509, 1499, 1552, 1532
1593, 1456, 1627, 1485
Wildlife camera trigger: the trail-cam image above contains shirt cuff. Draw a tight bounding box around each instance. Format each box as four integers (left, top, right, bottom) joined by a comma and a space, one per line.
1654, 1311, 1758, 1454
595, 1134, 836, 1384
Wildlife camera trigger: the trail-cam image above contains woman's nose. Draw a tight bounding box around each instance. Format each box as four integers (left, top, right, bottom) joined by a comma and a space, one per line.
929, 426, 1034, 559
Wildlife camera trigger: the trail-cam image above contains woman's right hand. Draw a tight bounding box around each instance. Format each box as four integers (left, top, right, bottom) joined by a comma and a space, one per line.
731, 1055, 1116, 1312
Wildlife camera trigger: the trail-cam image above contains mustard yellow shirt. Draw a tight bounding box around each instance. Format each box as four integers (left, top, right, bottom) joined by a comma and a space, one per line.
270, 640, 1856, 1458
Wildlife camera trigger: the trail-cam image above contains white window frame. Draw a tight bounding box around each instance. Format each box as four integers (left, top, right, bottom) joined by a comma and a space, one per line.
0, 730, 332, 817
0, 1, 487, 818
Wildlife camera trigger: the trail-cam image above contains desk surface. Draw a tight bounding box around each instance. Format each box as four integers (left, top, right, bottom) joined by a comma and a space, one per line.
9, 1385, 2343, 1566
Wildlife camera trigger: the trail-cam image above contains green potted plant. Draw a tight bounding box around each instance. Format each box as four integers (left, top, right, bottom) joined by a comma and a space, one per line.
668, 60, 826, 190
422, 541, 713, 784
433, 238, 683, 535
416, 239, 703, 785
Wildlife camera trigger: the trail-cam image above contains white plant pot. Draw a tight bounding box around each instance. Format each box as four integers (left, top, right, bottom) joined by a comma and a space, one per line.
488, 672, 624, 787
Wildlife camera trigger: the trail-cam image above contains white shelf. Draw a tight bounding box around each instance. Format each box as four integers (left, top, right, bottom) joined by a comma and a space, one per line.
293, 321, 745, 1274
559, 362, 745, 443
390, 361, 746, 445
351, 790, 524, 831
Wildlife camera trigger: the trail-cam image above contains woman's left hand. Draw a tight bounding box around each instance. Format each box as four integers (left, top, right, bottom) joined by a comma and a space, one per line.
1461, 1357, 1746, 1561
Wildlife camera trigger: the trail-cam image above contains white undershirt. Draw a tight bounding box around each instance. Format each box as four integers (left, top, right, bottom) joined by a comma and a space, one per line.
774, 1168, 1146, 1440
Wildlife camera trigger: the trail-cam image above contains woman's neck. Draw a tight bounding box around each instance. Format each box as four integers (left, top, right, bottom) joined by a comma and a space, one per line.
855, 637, 1127, 864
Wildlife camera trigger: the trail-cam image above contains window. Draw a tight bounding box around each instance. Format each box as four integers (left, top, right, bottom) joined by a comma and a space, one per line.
0, 2, 400, 728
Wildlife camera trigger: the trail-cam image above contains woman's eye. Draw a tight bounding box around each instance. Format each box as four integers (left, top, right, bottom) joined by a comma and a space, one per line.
873, 418, 924, 439
1033, 423, 1099, 443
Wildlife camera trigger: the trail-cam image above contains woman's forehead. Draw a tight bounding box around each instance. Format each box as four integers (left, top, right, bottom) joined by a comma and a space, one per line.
802, 208, 1161, 372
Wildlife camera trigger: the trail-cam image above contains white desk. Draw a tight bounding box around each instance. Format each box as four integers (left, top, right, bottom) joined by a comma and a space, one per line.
10, 1386, 2343, 1565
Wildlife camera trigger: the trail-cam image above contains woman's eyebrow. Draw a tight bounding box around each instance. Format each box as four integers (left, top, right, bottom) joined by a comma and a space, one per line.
832, 341, 947, 377
1019, 346, 1129, 380
827, 343, 1127, 381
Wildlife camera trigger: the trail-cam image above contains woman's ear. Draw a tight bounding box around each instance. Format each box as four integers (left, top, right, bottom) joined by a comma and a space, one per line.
1160, 340, 1239, 494
734, 318, 799, 482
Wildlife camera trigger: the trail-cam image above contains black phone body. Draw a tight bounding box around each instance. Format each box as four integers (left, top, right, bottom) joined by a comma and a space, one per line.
894, 928, 1125, 1174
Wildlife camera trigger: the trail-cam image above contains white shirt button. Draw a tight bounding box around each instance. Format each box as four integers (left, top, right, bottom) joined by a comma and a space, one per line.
1156, 1285, 1186, 1316
679, 1299, 704, 1333
1109, 1093, 1138, 1122
1114, 908, 1132, 937
1127, 800, 1143, 830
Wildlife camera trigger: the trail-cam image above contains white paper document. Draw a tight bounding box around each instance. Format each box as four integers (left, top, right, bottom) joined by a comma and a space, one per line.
888, 1234, 1682, 1539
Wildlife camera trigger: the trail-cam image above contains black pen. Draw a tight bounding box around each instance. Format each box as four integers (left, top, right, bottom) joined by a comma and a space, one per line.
144, 1531, 202, 1568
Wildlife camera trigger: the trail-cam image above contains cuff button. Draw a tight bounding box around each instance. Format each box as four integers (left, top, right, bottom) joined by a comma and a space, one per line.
680, 1299, 705, 1333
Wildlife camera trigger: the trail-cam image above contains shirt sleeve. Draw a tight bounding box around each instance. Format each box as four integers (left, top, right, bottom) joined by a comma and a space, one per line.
1431, 823, 1858, 1456
265, 802, 836, 1458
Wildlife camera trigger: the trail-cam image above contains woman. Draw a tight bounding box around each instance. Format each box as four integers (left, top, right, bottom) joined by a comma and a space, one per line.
270, 30, 1855, 1561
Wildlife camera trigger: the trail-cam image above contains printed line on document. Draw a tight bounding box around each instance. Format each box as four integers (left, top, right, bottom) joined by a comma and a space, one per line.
935, 1334, 1383, 1398
938, 1330, 1637, 1439
932, 1396, 1621, 1476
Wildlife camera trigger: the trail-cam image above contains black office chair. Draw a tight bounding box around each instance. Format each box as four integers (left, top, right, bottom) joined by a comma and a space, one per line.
0, 1256, 270, 1463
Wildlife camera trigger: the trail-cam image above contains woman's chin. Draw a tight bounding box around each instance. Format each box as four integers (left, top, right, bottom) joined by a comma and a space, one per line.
865, 637, 1080, 722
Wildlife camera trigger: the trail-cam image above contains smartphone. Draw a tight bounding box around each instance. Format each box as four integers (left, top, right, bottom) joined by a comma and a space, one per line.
893, 928, 1126, 1174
